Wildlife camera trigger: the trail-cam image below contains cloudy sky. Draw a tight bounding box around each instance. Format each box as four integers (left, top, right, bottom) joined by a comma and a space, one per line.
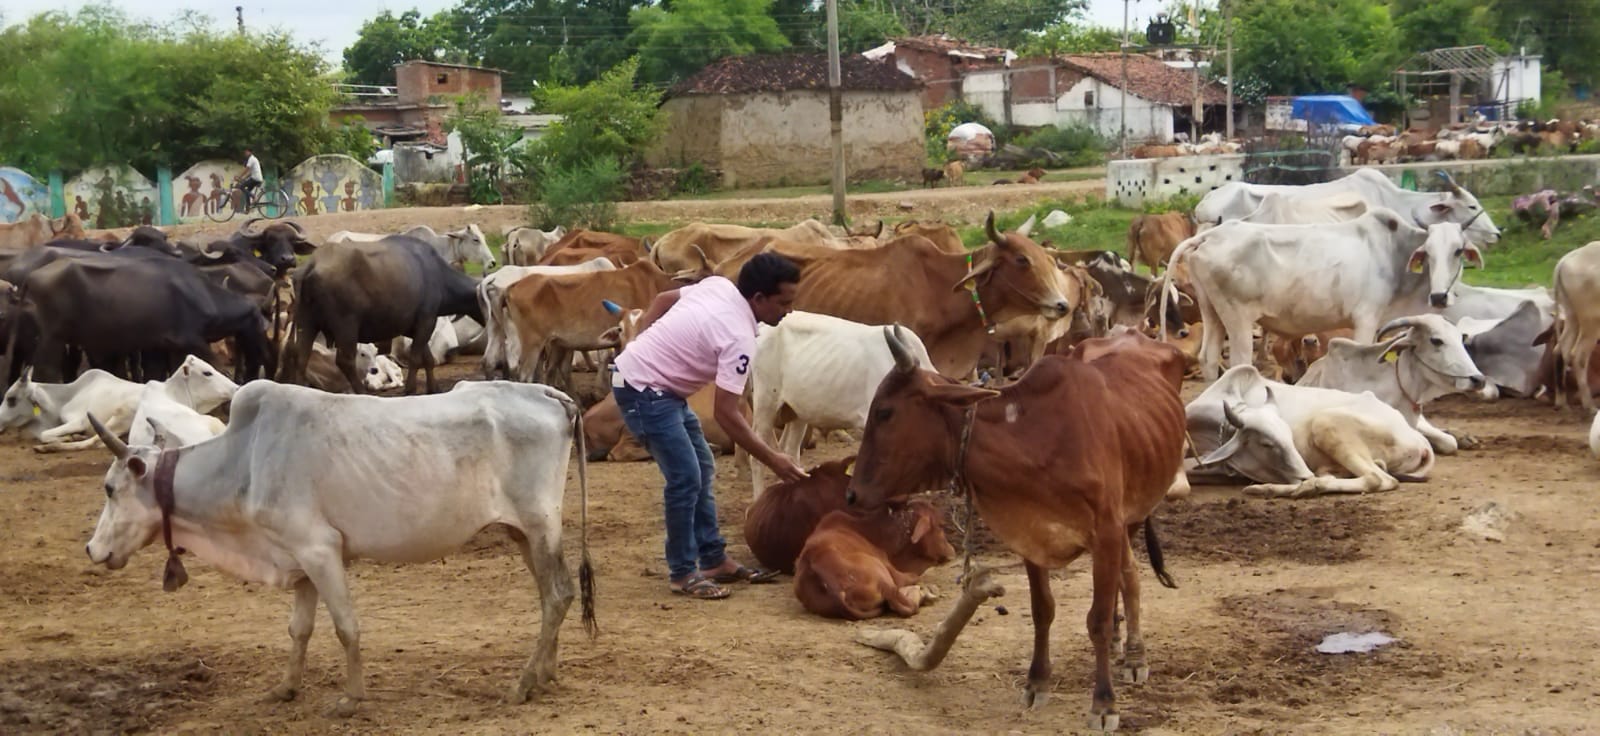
1, 0, 1167, 67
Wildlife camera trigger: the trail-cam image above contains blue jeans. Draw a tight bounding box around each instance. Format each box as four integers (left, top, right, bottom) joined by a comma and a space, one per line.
613, 381, 727, 580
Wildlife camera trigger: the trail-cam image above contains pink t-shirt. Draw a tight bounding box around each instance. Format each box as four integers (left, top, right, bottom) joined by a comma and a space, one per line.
614, 276, 757, 397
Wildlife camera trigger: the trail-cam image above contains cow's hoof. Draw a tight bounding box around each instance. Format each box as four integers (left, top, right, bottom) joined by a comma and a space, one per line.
1118, 663, 1150, 684
919, 584, 942, 603
1087, 711, 1121, 732
1021, 686, 1050, 710
1448, 431, 1481, 450
508, 685, 533, 705
328, 696, 360, 719
264, 684, 298, 703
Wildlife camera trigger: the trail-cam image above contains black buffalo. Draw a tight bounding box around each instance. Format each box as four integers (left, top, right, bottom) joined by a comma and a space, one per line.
285, 236, 481, 394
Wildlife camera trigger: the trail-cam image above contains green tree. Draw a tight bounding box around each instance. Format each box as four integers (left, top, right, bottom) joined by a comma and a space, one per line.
342, 9, 465, 86
837, 0, 907, 54
945, 0, 1085, 49
1492, 0, 1600, 87
0, 7, 346, 173
628, 0, 792, 87
1016, 23, 1121, 57
443, 93, 526, 203
454, 0, 645, 90
1391, 0, 1504, 55
528, 56, 665, 173
1228, 0, 1398, 96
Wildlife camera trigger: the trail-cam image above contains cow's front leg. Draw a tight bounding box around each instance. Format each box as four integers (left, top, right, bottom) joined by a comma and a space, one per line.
1415, 415, 1458, 455
267, 578, 319, 702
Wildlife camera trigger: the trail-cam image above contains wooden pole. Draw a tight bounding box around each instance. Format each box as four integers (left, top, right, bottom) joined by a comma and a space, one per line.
826, 0, 846, 226
1120, 0, 1130, 157
1225, 0, 1234, 138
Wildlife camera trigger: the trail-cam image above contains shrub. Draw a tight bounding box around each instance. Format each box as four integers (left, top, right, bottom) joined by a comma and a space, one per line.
1011, 124, 1109, 167
527, 158, 625, 231
675, 162, 716, 195
326, 122, 378, 165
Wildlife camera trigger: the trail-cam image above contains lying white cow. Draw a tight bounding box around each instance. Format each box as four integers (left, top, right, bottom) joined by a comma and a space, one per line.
0, 357, 237, 451
1297, 314, 1486, 454
504, 225, 566, 266
1188, 365, 1435, 498
83, 379, 594, 717
39, 380, 230, 452
747, 315, 935, 497
390, 315, 487, 366
477, 258, 617, 378
328, 224, 496, 272
1165, 210, 1481, 380
1195, 168, 1501, 245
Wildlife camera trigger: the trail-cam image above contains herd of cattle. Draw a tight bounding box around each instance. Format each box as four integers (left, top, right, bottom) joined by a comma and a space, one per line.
2, 163, 1595, 730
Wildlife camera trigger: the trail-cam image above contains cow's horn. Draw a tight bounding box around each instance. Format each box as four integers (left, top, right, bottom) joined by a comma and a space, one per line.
1016, 214, 1037, 238
984, 211, 1002, 244
872, 220, 884, 238
1375, 317, 1423, 342
282, 220, 309, 239
1222, 401, 1246, 428
199, 243, 227, 260
87, 413, 129, 460
885, 325, 916, 374
235, 216, 265, 237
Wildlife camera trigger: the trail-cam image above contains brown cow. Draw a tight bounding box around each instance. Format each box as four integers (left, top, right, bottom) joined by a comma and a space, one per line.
792, 500, 954, 620
536, 229, 648, 267
1125, 212, 1195, 274
717, 214, 1071, 381
890, 221, 965, 254
504, 259, 698, 390
743, 456, 855, 573
942, 160, 965, 186
650, 220, 840, 276
1131, 144, 1181, 159
848, 327, 1185, 729
0, 212, 83, 249
1533, 323, 1600, 402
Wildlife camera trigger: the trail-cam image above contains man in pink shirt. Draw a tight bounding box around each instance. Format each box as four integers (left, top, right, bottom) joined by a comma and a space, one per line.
614, 253, 807, 599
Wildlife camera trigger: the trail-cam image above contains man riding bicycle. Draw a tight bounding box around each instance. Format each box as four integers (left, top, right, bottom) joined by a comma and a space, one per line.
234, 148, 263, 206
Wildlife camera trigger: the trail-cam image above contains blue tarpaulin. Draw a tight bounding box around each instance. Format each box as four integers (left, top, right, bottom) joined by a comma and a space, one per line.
1291, 95, 1377, 127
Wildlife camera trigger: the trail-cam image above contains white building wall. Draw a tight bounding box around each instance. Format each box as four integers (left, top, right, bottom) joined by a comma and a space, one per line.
1107, 154, 1246, 207
1490, 54, 1542, 107
961, 71, 1176, 142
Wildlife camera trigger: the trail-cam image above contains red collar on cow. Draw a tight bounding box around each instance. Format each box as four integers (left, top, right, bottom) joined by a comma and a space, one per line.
152, 449, 189, 593
964, 252, 996, 335
1391, 350, 1423, 415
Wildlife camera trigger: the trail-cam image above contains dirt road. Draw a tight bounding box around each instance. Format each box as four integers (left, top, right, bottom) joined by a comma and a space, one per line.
165, 179, 1106, 244
2, 365, 1596, 735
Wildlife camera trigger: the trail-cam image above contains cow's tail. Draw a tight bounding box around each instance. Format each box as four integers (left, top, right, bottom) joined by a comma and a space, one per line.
1126, 215, 1142, 265
1159, 234, 1200, 341
1143, 516, 1178, 589
570, 397, 598, 640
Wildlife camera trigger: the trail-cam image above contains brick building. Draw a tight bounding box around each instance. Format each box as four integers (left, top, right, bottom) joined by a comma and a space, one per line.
332, 60, 505, 147
861, 35, 1014, 109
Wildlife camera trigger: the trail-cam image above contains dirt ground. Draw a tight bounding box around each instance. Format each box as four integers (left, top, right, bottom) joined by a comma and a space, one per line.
163, 179, 1105, 244
3, 361, 1598, 735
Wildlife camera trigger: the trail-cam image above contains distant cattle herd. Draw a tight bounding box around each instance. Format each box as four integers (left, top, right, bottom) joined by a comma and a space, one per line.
2, 155, 1596, 731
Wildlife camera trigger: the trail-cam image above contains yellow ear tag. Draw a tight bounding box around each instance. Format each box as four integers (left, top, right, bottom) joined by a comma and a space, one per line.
843, 462, 853, 477
253, 249, 262, 257
1409, 260, 1425, 274
32, 406, 41, 416
1383, 350, 1399, 363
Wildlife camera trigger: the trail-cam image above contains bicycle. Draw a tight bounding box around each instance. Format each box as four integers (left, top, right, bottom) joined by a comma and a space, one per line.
206, 180, 292, 222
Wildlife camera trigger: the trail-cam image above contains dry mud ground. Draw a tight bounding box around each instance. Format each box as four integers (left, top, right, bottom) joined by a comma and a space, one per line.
2, 364, 1598, 735
163, 179, 1106, 244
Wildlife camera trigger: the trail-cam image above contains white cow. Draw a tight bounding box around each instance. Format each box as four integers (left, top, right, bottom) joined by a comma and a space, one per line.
1551, 242, 1600, 410
327, 224, 496, 272
1297, 314, 1486, 454
1187, 365, 1436, 498
0, 356, 237, 451
1589, 411, 1600, 459
747, 315, 935, 497
504, 225, 566, 266
83, 380, 593, 717
1238, 191, 1369, 224
477, 258, 617, 378
1164, 210, 1481, 380
1194, 168, 1501, 246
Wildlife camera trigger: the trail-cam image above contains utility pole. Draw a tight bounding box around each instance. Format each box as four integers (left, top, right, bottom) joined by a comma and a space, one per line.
1191, 50, 1201, 142
826, 0, 845, 226
1224, 0, 1234, 138
1120, 0, 1130, 158
236, 6, 244, 33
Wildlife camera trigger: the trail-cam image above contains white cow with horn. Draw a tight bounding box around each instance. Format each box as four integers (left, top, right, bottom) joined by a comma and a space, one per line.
82, 379, 594, 718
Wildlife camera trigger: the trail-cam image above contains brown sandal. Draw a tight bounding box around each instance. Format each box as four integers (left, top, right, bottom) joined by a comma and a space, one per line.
671, 573, 730, 600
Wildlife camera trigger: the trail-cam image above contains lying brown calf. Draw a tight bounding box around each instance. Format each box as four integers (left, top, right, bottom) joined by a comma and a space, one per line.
793, 500, 955, 620
582, 386, 742, 461
743, 457, 854, 574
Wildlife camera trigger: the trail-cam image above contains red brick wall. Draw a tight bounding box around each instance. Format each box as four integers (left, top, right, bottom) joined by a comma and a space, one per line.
893, 47, 958, 109
397, 63, 503, 106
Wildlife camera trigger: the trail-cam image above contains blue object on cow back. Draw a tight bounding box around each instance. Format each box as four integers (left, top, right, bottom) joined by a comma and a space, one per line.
601, 299, 622, 315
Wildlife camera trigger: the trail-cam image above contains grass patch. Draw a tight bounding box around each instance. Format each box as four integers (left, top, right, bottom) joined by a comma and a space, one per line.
1468, 195, 1591, 287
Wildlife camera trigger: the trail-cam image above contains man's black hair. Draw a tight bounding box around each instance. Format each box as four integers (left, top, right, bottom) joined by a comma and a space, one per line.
737, 252, 801, 299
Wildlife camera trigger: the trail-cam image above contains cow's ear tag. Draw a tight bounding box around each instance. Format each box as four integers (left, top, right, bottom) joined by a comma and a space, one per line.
32, 406, 41, 417
1383, 350, 1400, 363
253, 249, 262, 257
843, 461, 853, 477
1408, 260, 1425, 274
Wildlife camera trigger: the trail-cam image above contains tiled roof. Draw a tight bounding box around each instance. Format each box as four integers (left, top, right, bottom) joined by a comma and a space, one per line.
892, 34, 1011, 60
669, 53, 921, 96
1055, 53, 1229, 106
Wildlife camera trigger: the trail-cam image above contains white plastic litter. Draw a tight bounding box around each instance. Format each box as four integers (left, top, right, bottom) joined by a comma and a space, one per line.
1042, 209, 1073, 228
1315, 632, 1396, 654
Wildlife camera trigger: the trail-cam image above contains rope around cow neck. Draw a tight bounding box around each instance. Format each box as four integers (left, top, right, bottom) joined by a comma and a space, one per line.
963, 252, 996, 336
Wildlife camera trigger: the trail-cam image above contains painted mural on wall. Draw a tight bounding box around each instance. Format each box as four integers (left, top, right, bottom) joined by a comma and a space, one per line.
64, 165, 158, 228
0, 166, 50, 224
174, 160, 247, 223
284, 154, 382, 216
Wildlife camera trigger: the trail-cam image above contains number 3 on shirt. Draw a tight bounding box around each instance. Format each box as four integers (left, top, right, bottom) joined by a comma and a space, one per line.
735, 355, 750, 375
